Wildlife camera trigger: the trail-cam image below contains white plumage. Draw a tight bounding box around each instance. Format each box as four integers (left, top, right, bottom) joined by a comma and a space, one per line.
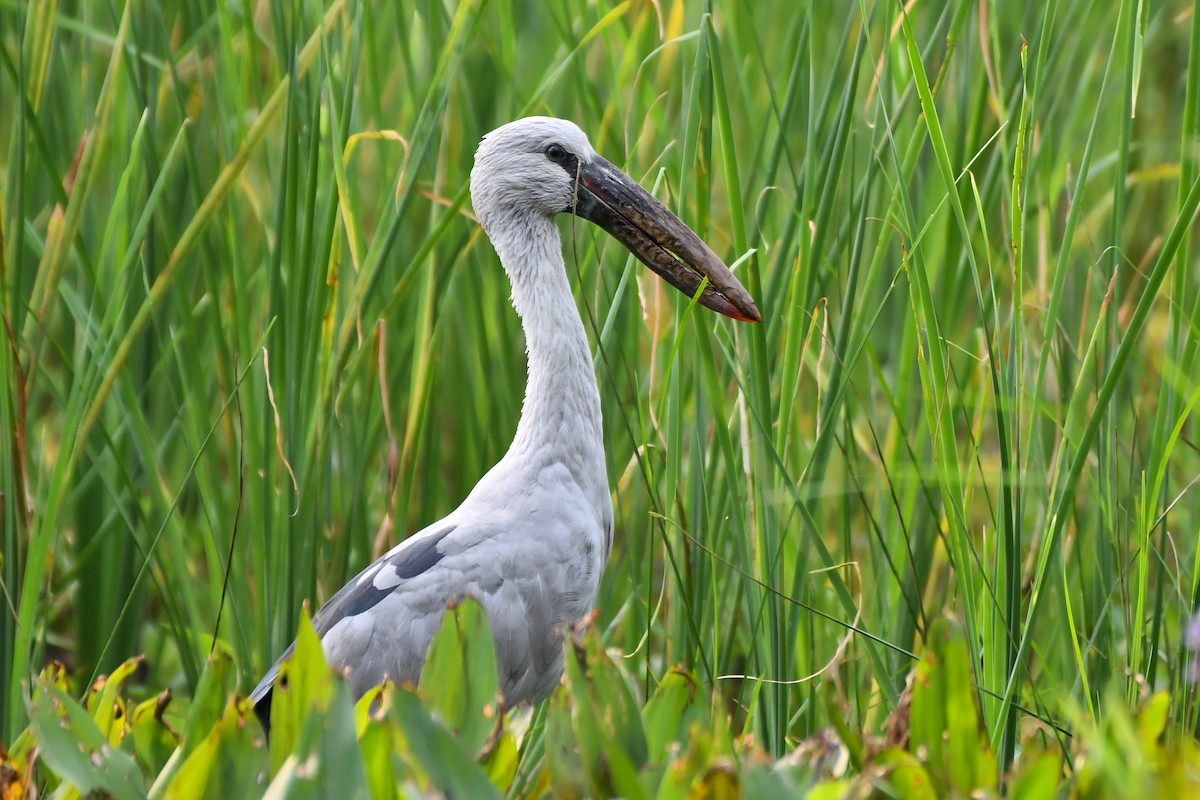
252, 117, 758, 728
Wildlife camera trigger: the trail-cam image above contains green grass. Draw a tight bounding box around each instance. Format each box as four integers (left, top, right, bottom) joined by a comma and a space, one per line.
3, 0, 1200, 794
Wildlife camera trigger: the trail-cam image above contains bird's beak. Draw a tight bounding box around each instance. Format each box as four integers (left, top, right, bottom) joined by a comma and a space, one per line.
570, 155, 761, 323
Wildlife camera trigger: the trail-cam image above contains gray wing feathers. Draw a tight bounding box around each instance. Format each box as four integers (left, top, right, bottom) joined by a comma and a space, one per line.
321, 528, 577, 702
313, 524, 456, 635
251, 515, 600, 709
250, 525, 456, 706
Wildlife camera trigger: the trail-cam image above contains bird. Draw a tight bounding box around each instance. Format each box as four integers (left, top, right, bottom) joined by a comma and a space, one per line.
251, 116, 760, 731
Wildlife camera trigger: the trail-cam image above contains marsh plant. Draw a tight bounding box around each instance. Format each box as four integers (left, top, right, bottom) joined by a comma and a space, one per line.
2, 0, 1199, 796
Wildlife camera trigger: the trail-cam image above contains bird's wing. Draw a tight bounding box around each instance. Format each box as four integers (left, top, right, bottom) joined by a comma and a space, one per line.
251, 504, 599, 730
249, 522, 459, 708
311, 524, 458, 637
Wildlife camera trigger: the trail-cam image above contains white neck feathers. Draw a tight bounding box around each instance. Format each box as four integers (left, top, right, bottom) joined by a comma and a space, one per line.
486, 214, 607, 504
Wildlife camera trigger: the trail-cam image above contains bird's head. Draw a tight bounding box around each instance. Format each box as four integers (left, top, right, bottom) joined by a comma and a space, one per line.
471, 117, 760, 322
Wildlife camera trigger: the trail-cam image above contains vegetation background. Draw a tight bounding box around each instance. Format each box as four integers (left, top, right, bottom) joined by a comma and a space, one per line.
3, 0, 1200, 795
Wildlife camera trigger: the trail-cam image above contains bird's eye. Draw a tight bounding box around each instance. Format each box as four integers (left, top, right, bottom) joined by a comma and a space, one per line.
545, 143, 567, 162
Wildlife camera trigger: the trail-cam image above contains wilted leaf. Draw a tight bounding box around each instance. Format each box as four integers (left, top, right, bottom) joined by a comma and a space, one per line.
39, 661, 71, 693
3, 728, 34, 766
1, 742, 31, 800
418, 596, 501, 755
822, 682, 864, 772
689, 762, 738, 799
783, 729, 848, 784
29, 681, 147, 800
3, 725, 45, 800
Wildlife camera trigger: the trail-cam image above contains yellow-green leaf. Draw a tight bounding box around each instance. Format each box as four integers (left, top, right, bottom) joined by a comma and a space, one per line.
417, 596, 500, 755
643, 668, 700, 763
88, 655, 146, 744
129, 691, 178, 778
163, 697, 268, 800
29, 681, 147, 800
911, 616, 997, 794
269, 606, 334, 773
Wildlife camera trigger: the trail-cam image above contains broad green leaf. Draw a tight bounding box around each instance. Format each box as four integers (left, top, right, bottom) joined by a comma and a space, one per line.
802, 778, 855, 800
480, 725, 519, 793
873, 749, 938, 800
163, 696, 268, 800
642, 667, 699, 763
911, 616, 997, 794
87, 655, 145, 743
262, 680, 365, 799
149, 647, 237, 795
1007, 752, 1062, 800
357, 715, 401, 800
128, 691, 179, 779
180, 649, 237, 759
353, 684, 414, 797
389, 687, 501, 799
562, 632, 647, 798
354, 681, 391, 735
584, 637, 648, 770
269, 607, 334, 773
545, 687, 588, 800
417, 596, 501, 755
651, 723, 713, 800
29, 681, 147, 800
1136, 691, 1170, 747
1159, 737, 1200, 794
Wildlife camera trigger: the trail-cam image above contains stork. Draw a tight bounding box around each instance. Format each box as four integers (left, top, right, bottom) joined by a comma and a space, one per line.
251, 117, 760, 729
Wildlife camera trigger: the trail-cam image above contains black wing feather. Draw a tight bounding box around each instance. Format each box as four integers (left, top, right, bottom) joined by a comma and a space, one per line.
316, 524, 456, 629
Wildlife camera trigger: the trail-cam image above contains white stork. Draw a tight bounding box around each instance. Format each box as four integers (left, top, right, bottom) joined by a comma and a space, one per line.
251, 117, 760, 729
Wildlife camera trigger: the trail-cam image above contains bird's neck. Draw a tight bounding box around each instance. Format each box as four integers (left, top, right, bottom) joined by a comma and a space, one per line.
489, 215, 607, 503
